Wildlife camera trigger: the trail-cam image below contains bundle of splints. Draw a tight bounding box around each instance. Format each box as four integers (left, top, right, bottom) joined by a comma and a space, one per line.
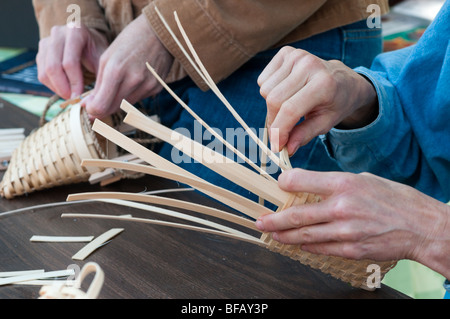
1, 8, 397, 290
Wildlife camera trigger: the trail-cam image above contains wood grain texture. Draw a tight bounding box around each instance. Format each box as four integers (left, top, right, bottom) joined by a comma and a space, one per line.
0, 174, 407, 299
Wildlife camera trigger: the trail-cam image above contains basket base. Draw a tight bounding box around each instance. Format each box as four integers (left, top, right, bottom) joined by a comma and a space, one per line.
261, 232, 397, 290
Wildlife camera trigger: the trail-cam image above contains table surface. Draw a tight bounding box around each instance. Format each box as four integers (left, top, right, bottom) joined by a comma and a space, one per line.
0, 98, 409, 299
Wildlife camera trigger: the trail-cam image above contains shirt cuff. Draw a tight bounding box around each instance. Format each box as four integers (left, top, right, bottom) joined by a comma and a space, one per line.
322, 67, 394, 157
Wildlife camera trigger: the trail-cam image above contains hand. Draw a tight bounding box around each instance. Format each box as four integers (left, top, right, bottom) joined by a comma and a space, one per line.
255, 169, 450, 278
82, 14, 174, 119
36, 24, 109, 100
257, 47, 378, 155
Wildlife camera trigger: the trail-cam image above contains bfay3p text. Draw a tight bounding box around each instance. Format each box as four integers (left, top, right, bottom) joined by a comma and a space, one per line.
181, 303, 268, 316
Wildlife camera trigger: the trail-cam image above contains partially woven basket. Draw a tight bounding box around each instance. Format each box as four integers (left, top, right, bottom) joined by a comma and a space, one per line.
260, 190, 397, 290
0, 103, 115, 199
254, 145, 398, 291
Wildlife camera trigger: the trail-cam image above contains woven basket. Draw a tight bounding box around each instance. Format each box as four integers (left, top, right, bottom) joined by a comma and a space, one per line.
260, 190, 397, 290
0, 104, 116, 199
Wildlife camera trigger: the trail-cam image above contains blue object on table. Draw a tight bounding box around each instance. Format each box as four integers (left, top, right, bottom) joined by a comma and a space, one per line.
0, 49, 53, 97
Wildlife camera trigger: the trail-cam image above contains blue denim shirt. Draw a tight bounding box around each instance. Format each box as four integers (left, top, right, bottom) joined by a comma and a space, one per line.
323, 1, 450, 299
323, 1, 450, 203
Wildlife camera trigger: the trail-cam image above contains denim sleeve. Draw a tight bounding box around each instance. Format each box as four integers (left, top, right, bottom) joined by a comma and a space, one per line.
321, 47, 446, 201
320, 1, 450, 201
322, 63, 418, 182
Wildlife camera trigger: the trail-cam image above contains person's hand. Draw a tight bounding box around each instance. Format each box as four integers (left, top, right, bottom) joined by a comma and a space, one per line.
81, 14, 174, 119
36, 24, 109, 100
255, 169, 450, 273
257, 47, 379, 155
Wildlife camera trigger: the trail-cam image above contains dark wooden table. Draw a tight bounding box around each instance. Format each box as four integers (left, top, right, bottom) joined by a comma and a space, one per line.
0, 98, 409, 299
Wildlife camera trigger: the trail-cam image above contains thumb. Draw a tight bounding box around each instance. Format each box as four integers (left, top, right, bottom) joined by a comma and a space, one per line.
81, 94, 101, 119
286, 113, 336, 155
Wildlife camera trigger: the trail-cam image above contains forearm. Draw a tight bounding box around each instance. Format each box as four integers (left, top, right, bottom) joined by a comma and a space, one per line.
336, 74, 379, 130
411, 199, 450, 279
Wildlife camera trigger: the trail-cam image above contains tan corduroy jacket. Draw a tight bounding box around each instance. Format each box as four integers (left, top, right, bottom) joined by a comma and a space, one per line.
32, 0, 389, 90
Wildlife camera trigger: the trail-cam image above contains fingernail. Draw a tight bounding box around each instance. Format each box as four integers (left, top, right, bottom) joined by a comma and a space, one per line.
289, 145, 300, 157
269, 128, 280, 153
272, 232, 279, 241
270, 138, 279, 153
255, 220, 265, 231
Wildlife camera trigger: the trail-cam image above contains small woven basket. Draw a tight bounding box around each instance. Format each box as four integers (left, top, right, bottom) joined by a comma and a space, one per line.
0, 104, 116, 199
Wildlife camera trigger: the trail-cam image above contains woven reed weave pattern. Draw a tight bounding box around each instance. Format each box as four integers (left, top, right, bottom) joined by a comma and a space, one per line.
0, 104, 106, 199
260, 191, 397, 290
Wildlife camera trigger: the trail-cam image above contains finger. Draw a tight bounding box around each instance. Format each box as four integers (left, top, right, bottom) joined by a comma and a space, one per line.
257, 46, 295, 89
300, 242, 363, 260
261, 61, 309, 133
259, 61, 294, 100
273, 218, 364, 245
267, 78, 316, 153
264, 62, 311, 144
85, 85, 118, 119
125, 80, 161, 105
79, 94, 97, 122
271, 225, 329, 246
80, 28, 108, 74
92, 61, 160, 118
278, 168, 336, 196
286, 111, 336, 155
87, 71, 144, 119
45, 31, 71, 99
270, 69, 338, 153
261, 70, 294, 134
63, 28, 88, 98
269, 80, 323, 152
84, 58, 123, 118
268, 126, 281, 153
36, 39, 51, 89
256, 200, 332, 233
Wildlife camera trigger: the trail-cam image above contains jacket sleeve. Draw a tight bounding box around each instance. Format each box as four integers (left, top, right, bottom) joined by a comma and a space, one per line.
142, 0, 327, 90
32, 0, 110, 39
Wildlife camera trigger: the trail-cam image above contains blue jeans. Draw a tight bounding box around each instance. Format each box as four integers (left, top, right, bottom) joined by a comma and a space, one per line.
146, 20, 383, 207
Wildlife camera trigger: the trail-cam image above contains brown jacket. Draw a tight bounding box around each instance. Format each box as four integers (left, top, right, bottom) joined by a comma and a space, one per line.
32, 0, 389, 90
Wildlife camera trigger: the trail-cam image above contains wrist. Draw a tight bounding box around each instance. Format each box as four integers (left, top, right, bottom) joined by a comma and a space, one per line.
412, 202, 450, 279
337, 74, 379, 130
